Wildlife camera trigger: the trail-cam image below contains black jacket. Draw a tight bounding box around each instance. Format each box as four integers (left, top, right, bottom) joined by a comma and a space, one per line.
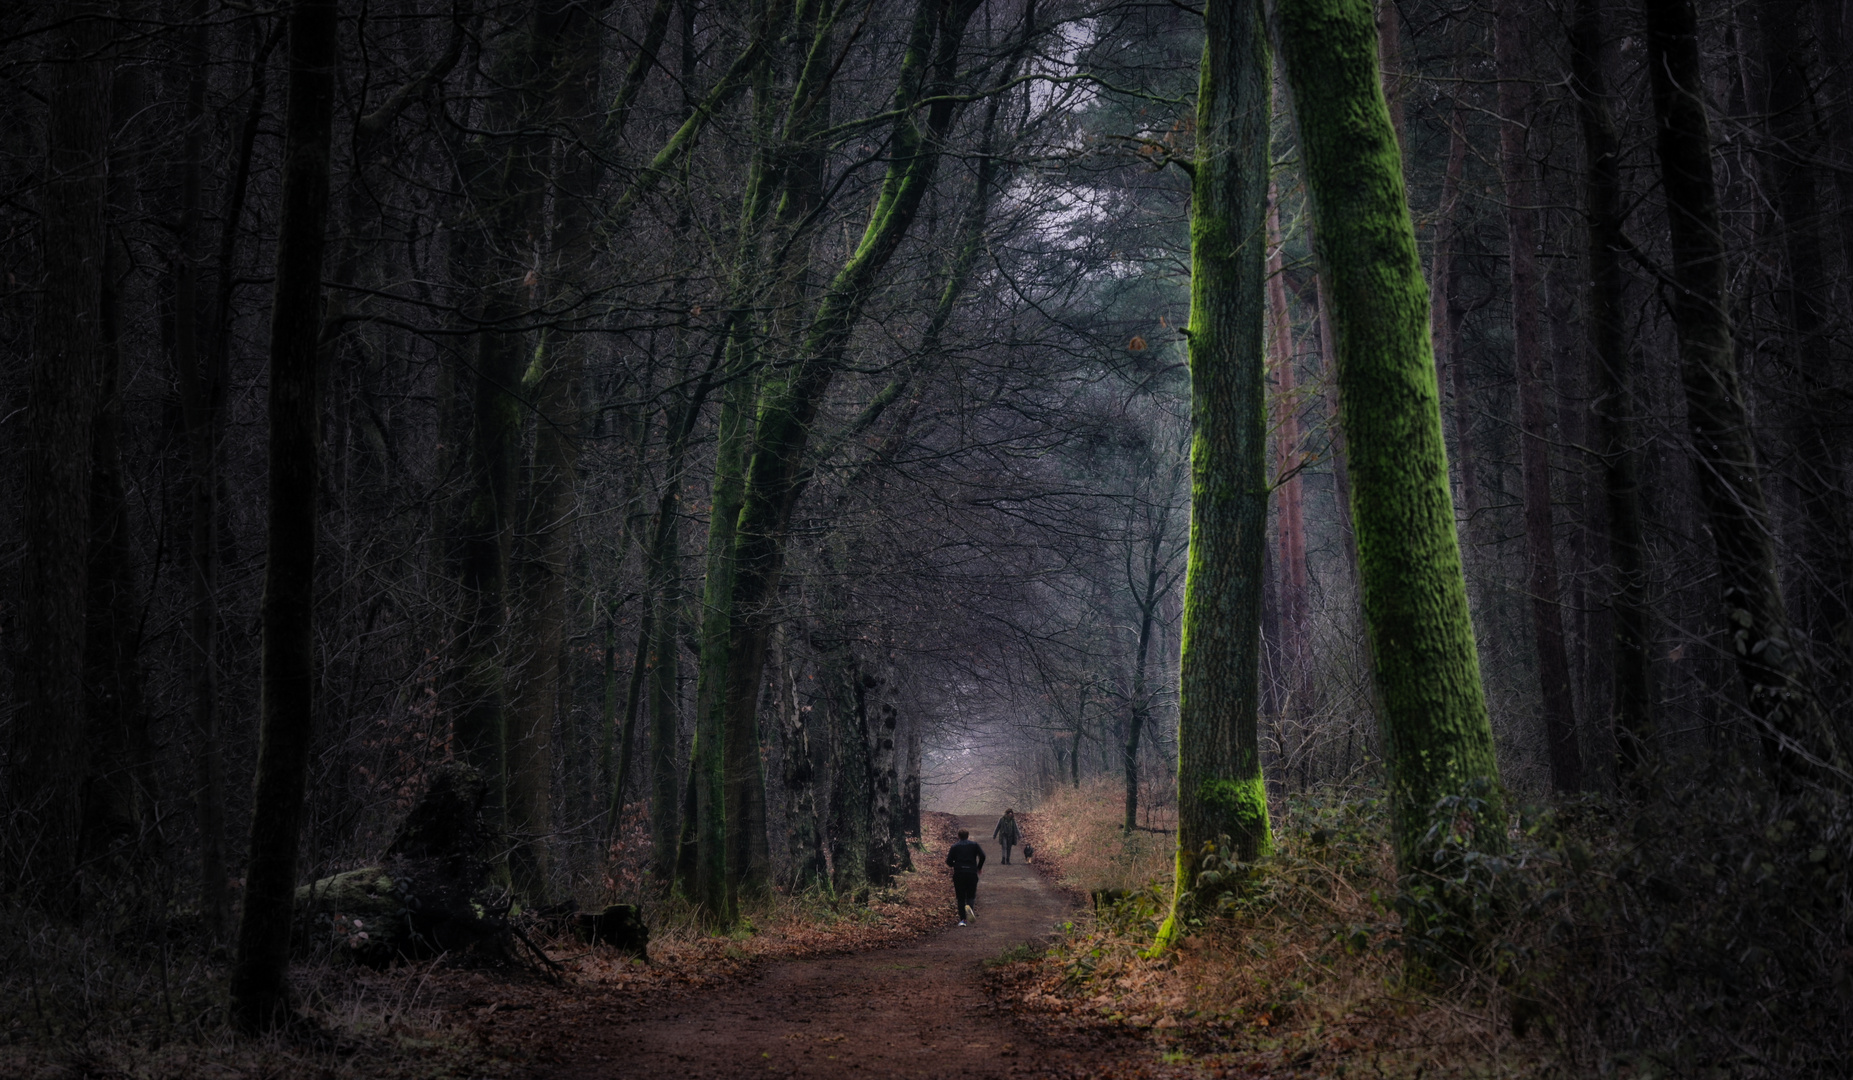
945, 839, 986, 874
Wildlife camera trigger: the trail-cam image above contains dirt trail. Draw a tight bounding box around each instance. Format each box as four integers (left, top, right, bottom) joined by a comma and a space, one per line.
534, 816, 1096, 1079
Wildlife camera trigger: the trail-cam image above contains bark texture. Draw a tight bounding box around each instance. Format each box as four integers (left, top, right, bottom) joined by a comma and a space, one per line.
229, 0, 338, 1031
1156, 0, 1273, 954
1278, 0, 1505, 871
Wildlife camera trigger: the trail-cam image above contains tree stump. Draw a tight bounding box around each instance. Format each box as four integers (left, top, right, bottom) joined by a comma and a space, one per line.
293, 763, 503, 965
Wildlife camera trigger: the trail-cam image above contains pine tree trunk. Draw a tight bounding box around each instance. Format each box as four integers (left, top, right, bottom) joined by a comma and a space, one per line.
228, 0, 337, 1031
14, 0, 110, 913
1155, 0, 1274, 955
1497, 0, 1584, 792
1569, 0, 1653, 788
1266, 186, 1310, 715
1278, 0, 1505, 872
1429, 61, 1474, 527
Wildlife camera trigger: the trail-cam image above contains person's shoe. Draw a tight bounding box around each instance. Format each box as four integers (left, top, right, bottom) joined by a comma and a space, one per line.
957, 920, 967, 926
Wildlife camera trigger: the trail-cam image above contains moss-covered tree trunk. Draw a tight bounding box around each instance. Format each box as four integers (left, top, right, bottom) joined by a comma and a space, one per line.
228, 0, 337, 1031
1277, 0, 1505, 871
1569, 0, 1653, 787
1154, 0, 1273, 954
701, 0, 981, 910
1641, 0, 1845, 775
1496, 0, 1583, 793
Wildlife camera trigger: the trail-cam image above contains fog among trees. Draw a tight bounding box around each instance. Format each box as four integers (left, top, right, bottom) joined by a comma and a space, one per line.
2, 0, 1848, 1071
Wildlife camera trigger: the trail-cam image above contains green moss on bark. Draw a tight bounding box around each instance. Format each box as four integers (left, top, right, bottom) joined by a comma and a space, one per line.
1157, 0, 1273, 956
1276, 0, 1505, 873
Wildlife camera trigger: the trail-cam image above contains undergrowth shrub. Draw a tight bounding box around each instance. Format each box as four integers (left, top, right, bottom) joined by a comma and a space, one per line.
1015, 759, 1853, 1077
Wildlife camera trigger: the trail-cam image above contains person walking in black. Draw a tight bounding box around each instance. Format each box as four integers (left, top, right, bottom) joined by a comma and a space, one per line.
945, 828, 986, 925
993, 809, 1021, 864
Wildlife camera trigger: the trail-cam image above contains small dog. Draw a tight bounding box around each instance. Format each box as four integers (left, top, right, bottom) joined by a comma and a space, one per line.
1022, 843, 1035, 864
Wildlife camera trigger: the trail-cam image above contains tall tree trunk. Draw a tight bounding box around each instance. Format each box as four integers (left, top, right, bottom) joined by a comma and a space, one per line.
1569, 0, 1653, 788
1428, 62, 1475, 526
179, 14, 275, 940
228, 0, 337, 1031
13, 0, 110, 912
1123, 514, 1170, 833
1278, 0, 1505, 874
701, 0, 982, 914
447, 9, 557, 872
1267, 186, 1310, 717
772, 628, 826, 889
866, 660, 900, 885
1497, 0, 1584, 792
82, 8, 155, 874
1755, 0, 1849, 652
827, 650, 875, 897
506, 0, 609, 905
1154, 0, 1273, 954
903, 720, 923, 836
1641, 0, 1844, 774
1376, 0, 1406, 148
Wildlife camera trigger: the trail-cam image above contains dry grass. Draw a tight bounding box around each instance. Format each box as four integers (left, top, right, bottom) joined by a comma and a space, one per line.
997, 769, 1853, 1079
992, 789, 1545, 1079
1018, 778, 1176, 895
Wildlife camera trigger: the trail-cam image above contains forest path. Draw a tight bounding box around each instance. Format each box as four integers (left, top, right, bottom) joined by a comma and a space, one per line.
531, 816, 1091, 1079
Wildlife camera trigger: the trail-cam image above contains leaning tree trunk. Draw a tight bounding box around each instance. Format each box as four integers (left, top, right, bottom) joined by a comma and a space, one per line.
1277, 0, 1505, 874
702, 0, 981, 915
1496, 0, 1584, 793
1642, 0, 1844, 775
13, 0, 110, 914
1569, 0, 1653, 788
228, 0, 337, 1032
1153, 0, 1273, 954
